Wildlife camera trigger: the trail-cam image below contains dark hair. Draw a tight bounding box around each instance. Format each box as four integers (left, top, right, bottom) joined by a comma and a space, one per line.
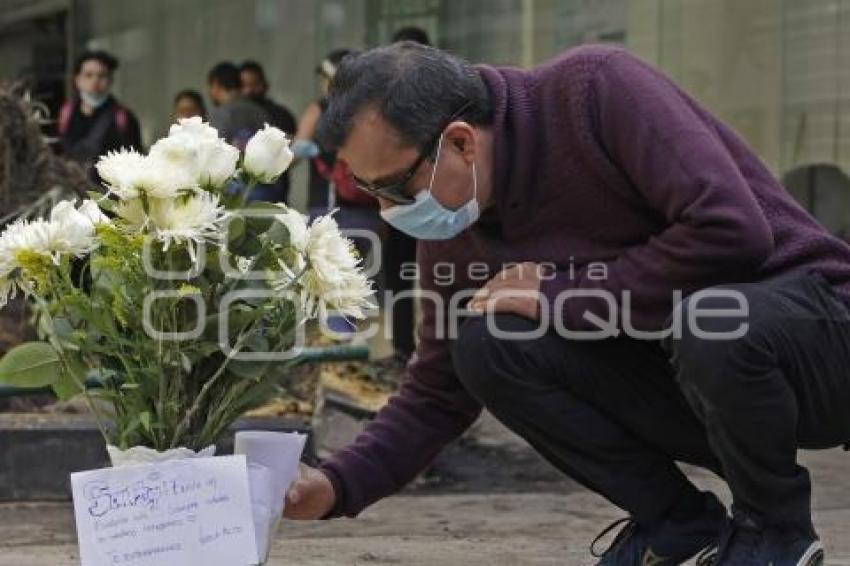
326, 48, 353, 67
207, 62, 241, 91
239, 60, 267, 84
392, 26, 430, 46
74, 50, 118, 76
316, 48, 354, 76
173, 89, 207, 117
317, 42, 492, 152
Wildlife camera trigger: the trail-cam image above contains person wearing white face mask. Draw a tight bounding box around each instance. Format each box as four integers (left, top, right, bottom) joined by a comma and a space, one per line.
59, 50, 142, 179
282, 41, 850, 566
379, 130, 480, 240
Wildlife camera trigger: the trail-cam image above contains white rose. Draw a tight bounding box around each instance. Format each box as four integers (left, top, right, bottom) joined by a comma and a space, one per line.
168, 116, 219, 141
148, 135, 201, 178
196, 137, 240, 188
243, 124, 294, 183
152, 122, 239, 189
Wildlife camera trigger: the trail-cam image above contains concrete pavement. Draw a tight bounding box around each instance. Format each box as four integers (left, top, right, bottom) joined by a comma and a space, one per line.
2, 414, 850, 565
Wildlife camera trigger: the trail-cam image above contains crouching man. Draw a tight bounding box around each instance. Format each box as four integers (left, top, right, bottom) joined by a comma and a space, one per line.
283, 42, 850, 565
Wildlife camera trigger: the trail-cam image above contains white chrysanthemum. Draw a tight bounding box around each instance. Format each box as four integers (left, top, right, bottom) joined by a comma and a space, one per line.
100, 152, 198, 201
273, 212, 374, 321
274, 207, 309, 252
116, 193, 227, 260
51, 199, 110, 234
0, 200, 104, 305
26, 199, 104, 262
304, 214, 360, 283
76, 199, 111, 225
0, 220, 44, 279
96, 148, 147, 191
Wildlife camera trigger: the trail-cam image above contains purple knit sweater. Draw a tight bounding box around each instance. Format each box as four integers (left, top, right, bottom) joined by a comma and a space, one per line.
319, 46, 850, 517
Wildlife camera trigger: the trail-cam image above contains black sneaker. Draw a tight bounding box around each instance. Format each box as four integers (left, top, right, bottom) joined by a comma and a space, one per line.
695, 518, 824, 566
592, 493, 727, 565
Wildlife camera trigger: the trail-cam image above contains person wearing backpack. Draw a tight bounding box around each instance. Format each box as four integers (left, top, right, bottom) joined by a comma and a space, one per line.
59, 50, 142, 179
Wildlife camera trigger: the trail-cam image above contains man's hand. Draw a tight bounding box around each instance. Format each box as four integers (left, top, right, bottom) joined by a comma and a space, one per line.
284, 464, 336, 520
468, 262, 544, 320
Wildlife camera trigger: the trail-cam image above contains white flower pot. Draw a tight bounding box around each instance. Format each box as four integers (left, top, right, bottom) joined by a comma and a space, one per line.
106, 444, 216, 467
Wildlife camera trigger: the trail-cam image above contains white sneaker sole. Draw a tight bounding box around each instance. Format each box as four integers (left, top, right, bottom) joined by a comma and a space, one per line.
796, 540, 824, 566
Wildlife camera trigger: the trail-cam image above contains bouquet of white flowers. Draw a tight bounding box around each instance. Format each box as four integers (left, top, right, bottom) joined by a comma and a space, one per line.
0, 118, 374, 453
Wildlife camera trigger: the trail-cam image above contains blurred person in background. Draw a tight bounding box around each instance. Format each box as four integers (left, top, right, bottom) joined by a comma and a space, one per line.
172, 89, 207, 121
293, 48, 379, 336
292, 49, 372, 214
206, 61, 269, 150
240, 60, 297, 203
391, 25, 430, 45
59, 50, 142, 179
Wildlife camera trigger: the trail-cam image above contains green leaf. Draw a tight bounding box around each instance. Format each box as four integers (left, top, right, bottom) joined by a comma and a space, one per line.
52, 353, 87, 400
226, 215, 246, 243
0, 342, 62, 388
227, 360, 271, 381
241, 202, 281, 233
265, 220, 291, 247
231, 237, 263, 257
139, 411, 152, 433
87, 192, 116, 212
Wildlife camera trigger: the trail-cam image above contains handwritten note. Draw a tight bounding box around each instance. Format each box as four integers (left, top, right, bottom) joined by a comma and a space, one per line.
71, 455, 259, 566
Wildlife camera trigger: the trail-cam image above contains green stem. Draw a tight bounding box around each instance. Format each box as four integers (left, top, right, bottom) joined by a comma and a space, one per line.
236, 180, 259, 209
22, 281, 110, 444
168, 263, 307, 448
168, 321, 255, 448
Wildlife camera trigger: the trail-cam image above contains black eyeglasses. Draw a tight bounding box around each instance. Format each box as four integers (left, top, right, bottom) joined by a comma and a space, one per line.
352, 100, 474, 205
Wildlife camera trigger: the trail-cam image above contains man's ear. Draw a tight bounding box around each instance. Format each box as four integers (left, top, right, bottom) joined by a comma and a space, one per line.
445, 122, 477, 164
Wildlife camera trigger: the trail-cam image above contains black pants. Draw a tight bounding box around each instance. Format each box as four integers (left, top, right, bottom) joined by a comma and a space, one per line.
452, 272, 850, 532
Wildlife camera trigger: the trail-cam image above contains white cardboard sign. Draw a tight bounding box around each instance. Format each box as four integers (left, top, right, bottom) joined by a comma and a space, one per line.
71, 455, 259, 566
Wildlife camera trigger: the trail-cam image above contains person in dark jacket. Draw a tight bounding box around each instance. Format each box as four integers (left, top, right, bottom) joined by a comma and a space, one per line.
207, 61, 269, 150
59, 50, 142, 179
281, 42, 850, 566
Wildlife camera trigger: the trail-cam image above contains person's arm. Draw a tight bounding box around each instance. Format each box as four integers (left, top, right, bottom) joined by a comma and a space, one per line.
290, 102, 323, 162
295, 101, 322, 141
287, 245, 482, 519
537, 51, 774, 331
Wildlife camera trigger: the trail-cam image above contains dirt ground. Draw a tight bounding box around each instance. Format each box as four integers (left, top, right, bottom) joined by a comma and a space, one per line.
3, 414, 850, 565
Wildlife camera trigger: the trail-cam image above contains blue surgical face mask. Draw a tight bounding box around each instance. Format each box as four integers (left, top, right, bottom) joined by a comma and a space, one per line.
380, 135, 480, 240
80, 91, 109, 109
